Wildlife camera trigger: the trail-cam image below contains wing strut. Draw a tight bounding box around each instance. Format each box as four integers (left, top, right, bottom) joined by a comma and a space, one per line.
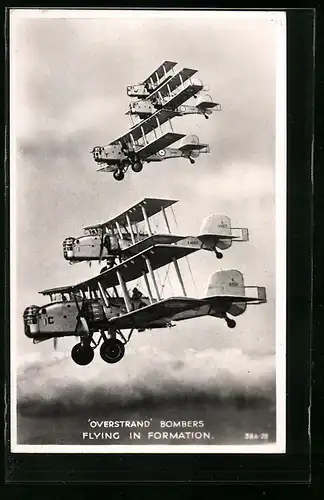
162, 207, 171, 233
144, 255, 161, 301
156, 115, 163, 135
116, 269, 132, 312
141, 205, 153, 236
172, 257, 187, 296
142, 270, 154, 303
98, 281, 109, 308
115, 221, 124, 240
140, 126, 148, 145
179, 72, 185, 90
162, 206, 187, 296
126, 213, 136, 245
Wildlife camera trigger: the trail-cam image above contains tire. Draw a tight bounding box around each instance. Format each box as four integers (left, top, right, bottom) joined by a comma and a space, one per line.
131, 162, 143, 173
113, 170, 125, 181
71, 343, 94, 365
226, 318, 236, 329
100, 338, 125, 364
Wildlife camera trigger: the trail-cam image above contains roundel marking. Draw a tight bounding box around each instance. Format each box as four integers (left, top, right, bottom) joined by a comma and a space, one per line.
158, 149, 166, 157
179, 106, 186, 112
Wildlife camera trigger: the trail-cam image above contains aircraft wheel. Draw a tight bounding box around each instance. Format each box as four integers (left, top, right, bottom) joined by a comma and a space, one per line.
226, 318, 236, 329
100, 338, 125, 364
215, 250, 223, 259
71, 343, 94, 365
113, 169, 125, 181
131, 162, 143, 173
189, 158, 195, 164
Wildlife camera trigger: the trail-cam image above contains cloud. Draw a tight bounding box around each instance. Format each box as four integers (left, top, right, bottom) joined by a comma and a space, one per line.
17, 346, 275, 417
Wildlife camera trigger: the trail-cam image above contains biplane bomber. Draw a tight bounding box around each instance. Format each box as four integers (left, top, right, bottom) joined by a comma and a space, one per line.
24, 198, 267, 366
63, 198, 249, 271
91, 61, 220, 181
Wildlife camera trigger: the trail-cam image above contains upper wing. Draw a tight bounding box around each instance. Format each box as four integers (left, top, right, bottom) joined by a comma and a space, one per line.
148, 68, 198, 101
142, 61, 177, 87
39, 284, 74, 296
163, 81, 204, 109
75, 243, 198, 291
111, 108, 179, 146
83, 198, 178, 231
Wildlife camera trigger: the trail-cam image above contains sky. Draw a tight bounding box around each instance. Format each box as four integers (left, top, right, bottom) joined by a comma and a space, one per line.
10, 10, 284, 385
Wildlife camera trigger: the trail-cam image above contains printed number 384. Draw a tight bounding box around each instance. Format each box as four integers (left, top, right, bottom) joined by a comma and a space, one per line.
245, 433, 269, 440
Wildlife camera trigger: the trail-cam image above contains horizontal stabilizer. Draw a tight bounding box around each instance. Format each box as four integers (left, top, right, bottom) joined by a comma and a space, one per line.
231, 228, 249, 241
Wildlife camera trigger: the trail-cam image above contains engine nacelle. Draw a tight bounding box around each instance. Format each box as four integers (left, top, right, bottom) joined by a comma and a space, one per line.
92, 144, 129, 165
129, 100, 156, 117
126, 84, 150, 98
63, 234, 120, 262
23, 301, 81, 338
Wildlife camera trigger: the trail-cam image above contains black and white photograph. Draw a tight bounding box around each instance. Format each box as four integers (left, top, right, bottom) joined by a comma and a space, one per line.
10, 9, 286, 453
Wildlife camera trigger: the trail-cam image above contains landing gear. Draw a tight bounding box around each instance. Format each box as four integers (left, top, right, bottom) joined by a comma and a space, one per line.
131, 161, 143, 173
71, 343, 94, 366
204, 114, 209, 120
215, 249, 223, 259
189, 157, 195, 165
225, 316, 236, 328
100, 338, 125, 364
113, 169, 125, 181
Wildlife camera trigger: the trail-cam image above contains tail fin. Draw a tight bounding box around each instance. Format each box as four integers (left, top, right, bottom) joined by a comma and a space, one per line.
178, 134, 200, 151
199, 214, 232, 251
207, 269, 247, 316
207, 269, 245, 297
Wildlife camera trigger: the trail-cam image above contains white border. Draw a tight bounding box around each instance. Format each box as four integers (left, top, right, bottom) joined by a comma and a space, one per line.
9, 9, 287, 454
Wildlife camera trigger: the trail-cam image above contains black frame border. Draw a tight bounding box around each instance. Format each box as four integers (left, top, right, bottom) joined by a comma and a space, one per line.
3, 7, 315, 487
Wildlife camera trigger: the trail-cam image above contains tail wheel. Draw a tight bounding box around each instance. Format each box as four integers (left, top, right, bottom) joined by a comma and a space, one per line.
189, 158, 195, 164
226, 318, 236, 329
215, 249, 223, 259
71, 343, 94, 365
100, 338, 125, 364
131, 162, 143, 173
113, 170, 125, 181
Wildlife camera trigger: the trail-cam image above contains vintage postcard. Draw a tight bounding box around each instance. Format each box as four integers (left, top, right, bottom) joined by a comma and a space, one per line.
10, 9, 286, 453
